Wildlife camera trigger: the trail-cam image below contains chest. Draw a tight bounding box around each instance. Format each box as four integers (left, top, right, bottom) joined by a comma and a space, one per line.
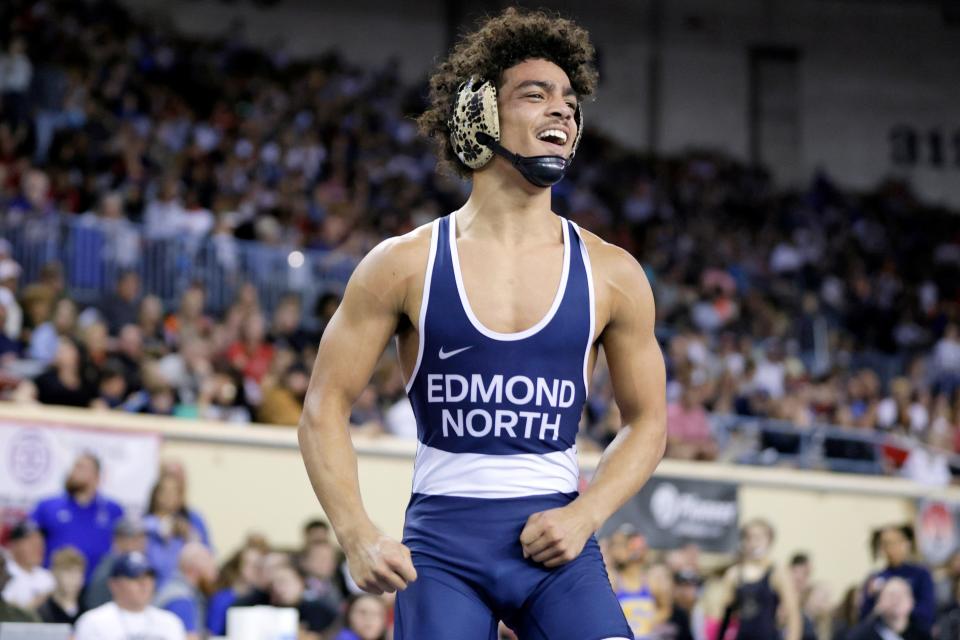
454, 238, 565, 334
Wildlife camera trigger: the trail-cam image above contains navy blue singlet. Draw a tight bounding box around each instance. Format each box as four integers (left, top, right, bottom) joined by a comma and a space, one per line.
393, 213, 631, 640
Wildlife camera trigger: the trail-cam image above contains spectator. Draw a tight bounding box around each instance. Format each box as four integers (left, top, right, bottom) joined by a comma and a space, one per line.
270, 294, 314, 355
718, 519, 802, 640
144, 473, 212, 587
155, 542, 217, 639
206, 545, 265, 637
91, 359, 130, 409
28, 298, 77, 364
258, 363, 309, 425
33, 337, 95, 407
647, 562, 695, 640
112, 324, 145, 391
84, 516, 148, 611
848, 577, 931, 640
332, 594, 389, 640
31, 452, 125, 579
138, 295, 167, 357
0, 559, 39, 623
935, 551, 960, 616
225, 311, 275, 385
0, 36, 33, 124
789, 553, 819, 640
74, 551, 186, 640
0, 258, 22, 340
860, 525, 935, 634
99, 270, 142, 335
300, 540, 345, 610
1, 518, 54, 609
303, 519, 331, 548
36, 546, 86, 625
269, 563, 338, 636
233, 550, 294, 608
900, 428, 953, 487
666, 383, 718, 461
605, 524, 656, 637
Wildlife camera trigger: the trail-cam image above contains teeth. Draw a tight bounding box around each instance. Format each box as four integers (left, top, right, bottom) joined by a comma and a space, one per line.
537, 129, 568, 144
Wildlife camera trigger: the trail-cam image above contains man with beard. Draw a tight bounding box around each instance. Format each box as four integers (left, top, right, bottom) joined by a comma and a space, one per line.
31, 452, 125, 580
154, 542, 217, 640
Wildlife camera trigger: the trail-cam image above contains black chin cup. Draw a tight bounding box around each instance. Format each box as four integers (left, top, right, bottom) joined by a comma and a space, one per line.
475, 133, 569, 188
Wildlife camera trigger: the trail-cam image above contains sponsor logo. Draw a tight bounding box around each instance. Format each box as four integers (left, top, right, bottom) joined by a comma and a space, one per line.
9, 429, 51, 485
438, 346, 473, 360
650, 482, 737, 530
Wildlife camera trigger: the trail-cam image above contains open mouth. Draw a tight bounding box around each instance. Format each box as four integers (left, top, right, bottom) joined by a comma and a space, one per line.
536, 129, 568, 151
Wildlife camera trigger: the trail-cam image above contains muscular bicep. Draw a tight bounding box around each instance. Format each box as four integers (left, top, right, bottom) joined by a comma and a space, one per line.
304, 249, 405, 420
599, 256, 665, 427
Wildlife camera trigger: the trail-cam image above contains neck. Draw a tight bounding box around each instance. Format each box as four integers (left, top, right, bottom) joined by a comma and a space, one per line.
53, 590, 78, 609
457, 176, 557, 246
72, 488, 96, 505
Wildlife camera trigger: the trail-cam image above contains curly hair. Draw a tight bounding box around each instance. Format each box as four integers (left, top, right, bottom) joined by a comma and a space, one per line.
417, 7, 598, 179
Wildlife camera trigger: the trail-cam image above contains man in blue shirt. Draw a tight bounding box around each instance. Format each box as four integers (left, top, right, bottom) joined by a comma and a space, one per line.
31, 452, 125, 580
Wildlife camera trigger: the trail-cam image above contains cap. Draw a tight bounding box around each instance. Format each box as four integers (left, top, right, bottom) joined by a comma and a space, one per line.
9, 518, 40, 541
110, 551, 155, 579
113, 516, 146, 538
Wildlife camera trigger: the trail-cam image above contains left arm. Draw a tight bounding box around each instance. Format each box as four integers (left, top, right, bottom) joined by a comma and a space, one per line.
521, 243, 666, 567
771, 564, 802, 640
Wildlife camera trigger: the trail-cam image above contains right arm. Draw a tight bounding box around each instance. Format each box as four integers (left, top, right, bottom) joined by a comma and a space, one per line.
297, 237, 421, 594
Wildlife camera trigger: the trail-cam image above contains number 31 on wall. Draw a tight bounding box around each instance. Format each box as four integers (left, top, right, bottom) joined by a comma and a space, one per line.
890, 126, 960, 168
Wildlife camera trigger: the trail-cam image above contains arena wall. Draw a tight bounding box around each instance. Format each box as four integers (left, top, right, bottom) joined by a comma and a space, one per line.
1, 404, 952, 600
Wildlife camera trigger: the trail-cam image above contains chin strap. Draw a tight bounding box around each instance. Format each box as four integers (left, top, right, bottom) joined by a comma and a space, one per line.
475, 132, 569, 188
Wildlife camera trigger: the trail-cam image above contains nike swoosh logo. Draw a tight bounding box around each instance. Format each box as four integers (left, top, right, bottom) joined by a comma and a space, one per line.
438, 346, 473, 360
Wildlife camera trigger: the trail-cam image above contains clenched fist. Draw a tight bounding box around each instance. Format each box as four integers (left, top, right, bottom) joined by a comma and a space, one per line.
519, 504, 595, 568
343, 527, 418, 594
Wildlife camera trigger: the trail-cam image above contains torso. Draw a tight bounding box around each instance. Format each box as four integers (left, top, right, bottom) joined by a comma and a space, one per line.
395, 211, 611, 384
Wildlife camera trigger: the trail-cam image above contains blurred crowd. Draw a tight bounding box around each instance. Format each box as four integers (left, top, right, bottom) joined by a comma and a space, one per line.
1, 452, 958, 640
0, 453, 394, 639
0, 0, 958, 486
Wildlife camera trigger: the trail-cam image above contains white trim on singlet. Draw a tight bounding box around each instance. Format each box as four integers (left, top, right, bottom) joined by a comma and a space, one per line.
571, 222, 596, 395
404, 219, 440, 394
448, 212, 571, 342
412, 443, 579, 498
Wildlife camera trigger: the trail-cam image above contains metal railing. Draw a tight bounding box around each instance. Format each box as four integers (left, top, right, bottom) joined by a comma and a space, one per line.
711, 413, 959, 476
2, 211, 359, 324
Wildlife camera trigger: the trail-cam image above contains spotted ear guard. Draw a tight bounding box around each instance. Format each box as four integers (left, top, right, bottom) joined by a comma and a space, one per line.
449, 77, 500, 170
448, 77, 584, 178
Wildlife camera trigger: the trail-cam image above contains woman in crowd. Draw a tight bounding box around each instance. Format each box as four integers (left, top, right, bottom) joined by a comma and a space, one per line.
332, 594, 389, 640
859, 525, 935, 635
718, 518, 802, 640
143, 472, 212, 586
206, 544, 265, 636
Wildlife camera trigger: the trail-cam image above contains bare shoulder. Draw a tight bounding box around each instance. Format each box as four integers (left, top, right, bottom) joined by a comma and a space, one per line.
576, 226, 653, 323
350, 221, 434, 308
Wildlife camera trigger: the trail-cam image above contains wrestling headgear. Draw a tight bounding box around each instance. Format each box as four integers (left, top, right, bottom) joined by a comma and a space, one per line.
448, 77, 583, 188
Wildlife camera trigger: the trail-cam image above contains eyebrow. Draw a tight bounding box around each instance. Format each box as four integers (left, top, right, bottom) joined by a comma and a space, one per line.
514, 80, 578, 99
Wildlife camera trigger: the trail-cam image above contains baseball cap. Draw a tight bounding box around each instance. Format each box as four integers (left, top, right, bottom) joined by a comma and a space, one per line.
113, 515, 146, 538
9, 519, 41, 541
110, 551, 156, 579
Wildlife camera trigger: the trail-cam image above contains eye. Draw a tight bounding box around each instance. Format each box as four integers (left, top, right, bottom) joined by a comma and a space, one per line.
526, 92, 544, 100
566, 102, 577, 110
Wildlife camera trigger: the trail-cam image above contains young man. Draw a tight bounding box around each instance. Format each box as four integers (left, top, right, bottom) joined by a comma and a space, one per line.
298, 8, 666, 639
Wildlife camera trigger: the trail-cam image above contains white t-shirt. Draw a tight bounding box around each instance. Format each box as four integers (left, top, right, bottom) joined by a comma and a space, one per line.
2, 558, 55, 607
74, 602, 186, 640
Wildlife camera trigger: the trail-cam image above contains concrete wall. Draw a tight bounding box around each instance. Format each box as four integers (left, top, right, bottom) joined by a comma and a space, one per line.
1, 404, 952, 600
117, 0, 960, 205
